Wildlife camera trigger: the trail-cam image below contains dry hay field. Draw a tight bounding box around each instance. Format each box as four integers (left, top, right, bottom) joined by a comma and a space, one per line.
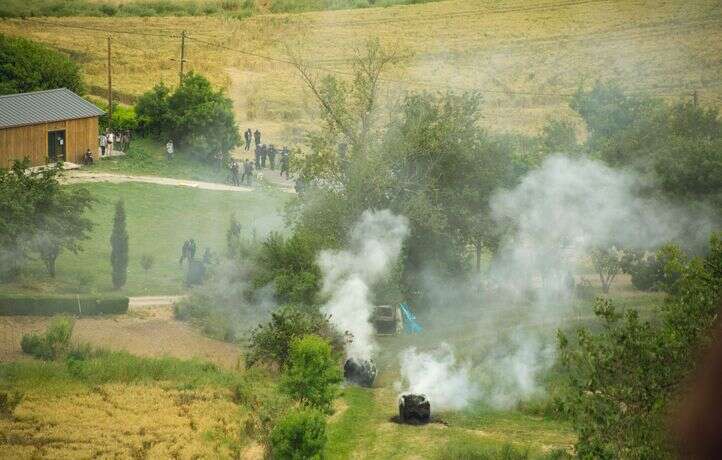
0, 305, 241, 367
0, 0, 720, 144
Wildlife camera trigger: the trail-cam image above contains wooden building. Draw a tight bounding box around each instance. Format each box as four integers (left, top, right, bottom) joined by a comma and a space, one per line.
0, 88, 104, 168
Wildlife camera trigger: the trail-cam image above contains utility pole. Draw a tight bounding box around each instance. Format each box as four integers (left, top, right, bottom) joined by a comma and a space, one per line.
179, 30, 187, 85
107, 34, 113, 129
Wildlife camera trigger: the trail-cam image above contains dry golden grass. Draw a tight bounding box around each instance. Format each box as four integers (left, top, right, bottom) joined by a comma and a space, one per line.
1, 0, 720, 141
1, 383, 246, 458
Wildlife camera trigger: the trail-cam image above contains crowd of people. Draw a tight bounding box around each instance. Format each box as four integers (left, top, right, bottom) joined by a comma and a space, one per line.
98, 129, 132, 157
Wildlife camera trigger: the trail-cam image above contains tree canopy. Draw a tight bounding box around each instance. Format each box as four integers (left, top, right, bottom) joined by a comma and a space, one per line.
0, 34, 84, 95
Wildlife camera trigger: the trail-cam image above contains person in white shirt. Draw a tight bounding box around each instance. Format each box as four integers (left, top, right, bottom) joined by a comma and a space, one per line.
99, 133, 107, 157
166, 140, 174, 160
106, 130, 115, 156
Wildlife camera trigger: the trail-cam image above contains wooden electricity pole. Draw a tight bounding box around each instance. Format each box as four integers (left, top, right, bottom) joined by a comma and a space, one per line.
179, 30, 187, 85
693, 89, 699, 107
107, 34, 113, 129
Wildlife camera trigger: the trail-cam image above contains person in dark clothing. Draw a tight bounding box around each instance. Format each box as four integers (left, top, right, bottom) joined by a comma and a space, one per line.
231, 160, 240, 186
254, 145, 261, 169
180, 240, 190, 265
268, 144, 277, 170
246, 160, 254, 185
253, 129, 261, 147
244, 129, 252, 151
260, 145, 267, 169
280, 147, 290, 178
189, 239, 197, 260
82, 149, 94, 165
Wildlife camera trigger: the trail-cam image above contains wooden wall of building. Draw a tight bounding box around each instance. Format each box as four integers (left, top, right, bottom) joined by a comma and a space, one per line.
0, 116, 99, 168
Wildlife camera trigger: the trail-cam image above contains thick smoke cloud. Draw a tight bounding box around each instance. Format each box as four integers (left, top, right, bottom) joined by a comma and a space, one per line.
319, 209, 409, 360
404, 155, 717, 411
396, 343, 478, 411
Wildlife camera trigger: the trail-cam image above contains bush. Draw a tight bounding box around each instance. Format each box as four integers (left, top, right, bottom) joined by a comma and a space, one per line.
437, 440, 570, 460
280, 335, 342, 413
0, 391, 23, 418
253, 231, 322, 305
21, 316, 74, 360
246, 305, 343, 369
0, 33, 84, 95
269, 408, 327, 460
0, 293, 129, 316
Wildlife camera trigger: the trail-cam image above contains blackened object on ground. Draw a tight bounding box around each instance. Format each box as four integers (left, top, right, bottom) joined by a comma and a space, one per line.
344, 358, 377, 387
399, 394, 430, 424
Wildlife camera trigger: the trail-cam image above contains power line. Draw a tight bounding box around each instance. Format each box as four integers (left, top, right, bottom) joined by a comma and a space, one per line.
23, 17, 179, 38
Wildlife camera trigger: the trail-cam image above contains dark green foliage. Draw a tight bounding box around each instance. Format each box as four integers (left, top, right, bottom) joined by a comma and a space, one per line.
254, 232, 322, 305
97, 101, 139, 132
135, 73, 240, 162
269, 408, 327, 460
0, 34, 84, 95
246, 305, 343, 369
621, 245, 683, 292
110, 200, 129, 289
0, 293, 129, 316
571, 82, 722, 208
280, 335, 342, 412
559, 233, 722, 458
0, 159, 94, 281
21, 316, 74, 360
0, 391, 23, 418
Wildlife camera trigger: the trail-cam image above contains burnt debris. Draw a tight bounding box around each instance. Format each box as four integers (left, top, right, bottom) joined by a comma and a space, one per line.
399, 393, 431, 424
343, 358, 377, 387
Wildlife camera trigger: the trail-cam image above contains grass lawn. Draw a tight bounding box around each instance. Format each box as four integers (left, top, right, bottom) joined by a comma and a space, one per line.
88, 137, 236, 184
0, 181, 289, 296
326, 386, 574, 459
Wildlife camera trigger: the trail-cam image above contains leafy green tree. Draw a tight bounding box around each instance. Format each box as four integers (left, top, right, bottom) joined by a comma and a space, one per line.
253, 231, 322, 305
589, 245, 624, 294
135, 73, 240, 162
280, 335, 342, 413
246, 305, 343, 369
559, 233, 722, 458
110, 200, 129, 289
269, 408, 327, 460
0, 160, 93, 280
539, 118, 578, 155
0, 34, 84, 95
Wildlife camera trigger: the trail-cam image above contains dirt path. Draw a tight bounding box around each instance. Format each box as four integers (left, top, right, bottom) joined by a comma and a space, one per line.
63, 170, 254, 193
0, 303, 241, 368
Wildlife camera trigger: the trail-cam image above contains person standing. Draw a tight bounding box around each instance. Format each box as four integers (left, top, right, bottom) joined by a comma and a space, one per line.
166, 140, 174, 160
253, 129, 261, 147
268, 144, 277, 171
246, 160, 254, 185
125, 130, 132, 151
231, 160, 240, 186
244, 129, 252, 151
99, 132, 107, 157
260, 144, 267, 169
106, 129, 114, 156
280, 146, 290, 178
254, 144, 261, 169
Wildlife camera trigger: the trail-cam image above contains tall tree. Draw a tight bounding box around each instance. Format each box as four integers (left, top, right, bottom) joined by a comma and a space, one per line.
0, 34, 84, 95
110, 200, 129, 289
0, 160, 93, 280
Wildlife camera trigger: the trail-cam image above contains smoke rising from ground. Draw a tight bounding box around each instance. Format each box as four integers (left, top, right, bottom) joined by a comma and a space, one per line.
402, 155, 716, 411
396, 343, 477, 411
319, 209, 409, 360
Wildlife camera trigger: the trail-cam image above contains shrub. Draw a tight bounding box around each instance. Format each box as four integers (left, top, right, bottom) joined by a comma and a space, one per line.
246, 305, 343, 369
0, 391, 23, 418
110, 200, 129, 289
21, 316, 74, 360
0, 293, 129, 316
269, 408, 327, 460
0, 33, 84, 95
280, 335, 342, 413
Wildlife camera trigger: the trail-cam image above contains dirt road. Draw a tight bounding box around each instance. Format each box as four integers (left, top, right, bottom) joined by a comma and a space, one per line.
63, 170, 254, 192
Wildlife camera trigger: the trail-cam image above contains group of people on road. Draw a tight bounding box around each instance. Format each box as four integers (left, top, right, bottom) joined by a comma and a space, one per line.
254, 143, 291, 178
230, 158, 256, 186
99, 129, 132, 157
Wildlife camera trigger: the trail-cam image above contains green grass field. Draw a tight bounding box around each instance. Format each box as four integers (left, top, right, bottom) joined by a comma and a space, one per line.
0, 181, 289, 296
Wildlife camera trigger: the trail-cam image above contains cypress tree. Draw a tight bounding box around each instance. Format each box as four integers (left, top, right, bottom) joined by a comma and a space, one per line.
110, 200, 129, 289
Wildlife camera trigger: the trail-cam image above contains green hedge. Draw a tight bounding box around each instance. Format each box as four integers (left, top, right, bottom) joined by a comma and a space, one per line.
0, 294, 129, 316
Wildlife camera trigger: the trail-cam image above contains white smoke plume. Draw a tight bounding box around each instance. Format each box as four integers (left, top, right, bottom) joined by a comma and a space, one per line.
404, 155, 717, 411
396, 343, 478, 411
319, 209, 409, 360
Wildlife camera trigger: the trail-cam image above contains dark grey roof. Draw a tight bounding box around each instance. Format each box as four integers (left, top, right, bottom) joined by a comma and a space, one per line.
0, 88, 105, 129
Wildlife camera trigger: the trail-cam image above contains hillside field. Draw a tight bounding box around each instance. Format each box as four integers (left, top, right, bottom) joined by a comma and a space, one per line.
1, 0, 720, 144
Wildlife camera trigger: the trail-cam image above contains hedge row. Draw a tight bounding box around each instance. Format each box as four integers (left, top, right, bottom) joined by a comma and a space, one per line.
0, 294, 129, 316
